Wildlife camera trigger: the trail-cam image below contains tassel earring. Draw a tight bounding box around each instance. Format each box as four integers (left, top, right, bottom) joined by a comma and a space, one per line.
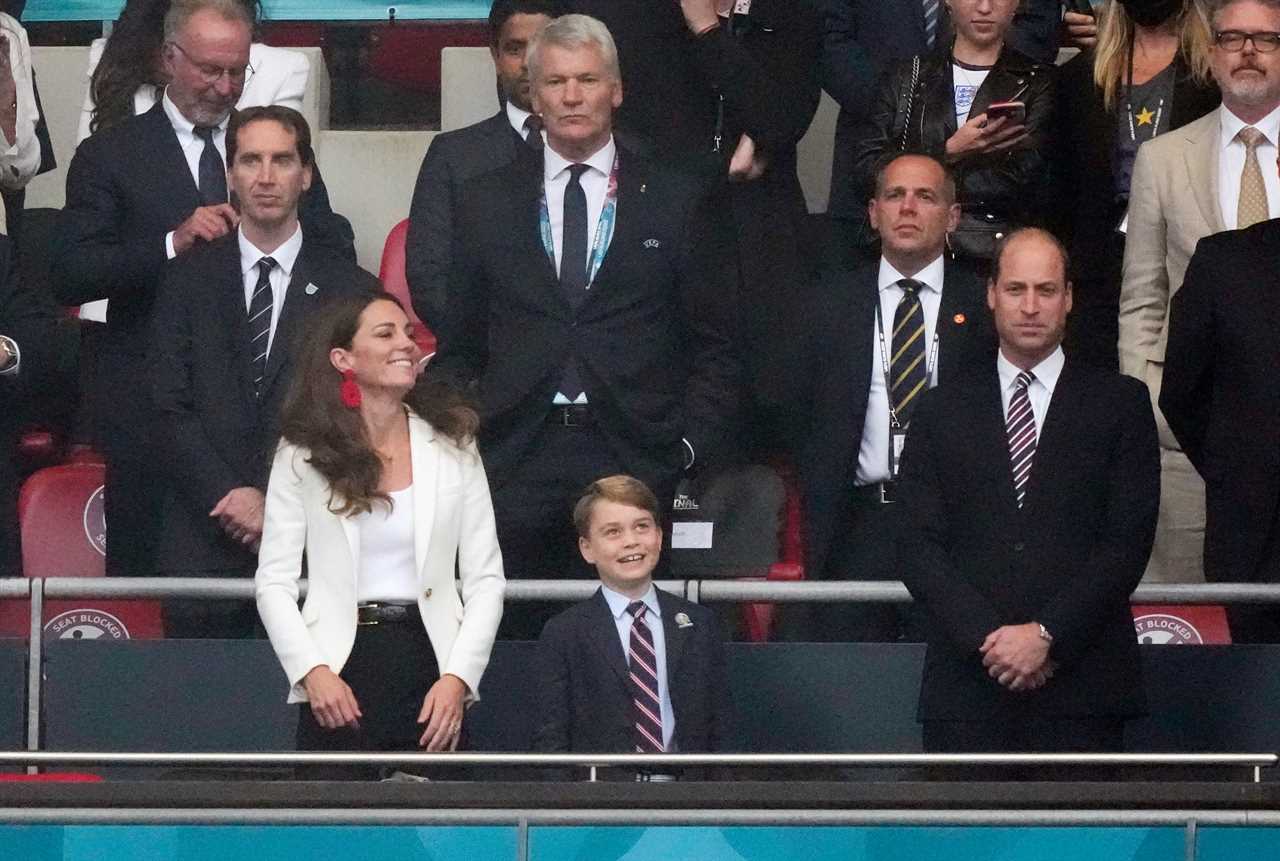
340, 369, 362, 409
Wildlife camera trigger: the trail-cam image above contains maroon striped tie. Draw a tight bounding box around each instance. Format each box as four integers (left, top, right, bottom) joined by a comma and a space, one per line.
626, 601, 664, 753
1006, 371, 1037, 508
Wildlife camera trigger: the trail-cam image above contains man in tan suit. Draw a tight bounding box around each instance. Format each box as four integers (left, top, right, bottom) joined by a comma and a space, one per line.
1120, 0, 1280, 584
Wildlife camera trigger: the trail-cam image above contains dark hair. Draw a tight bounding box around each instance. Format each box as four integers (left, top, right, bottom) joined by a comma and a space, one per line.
990, 227, 1072, 284
226, 105, 314, 167
572, 475, 661, 538
278, 290, 479, 517
89, 0, 260, 136
487, 0, 567, 46
871, 150, 957, 204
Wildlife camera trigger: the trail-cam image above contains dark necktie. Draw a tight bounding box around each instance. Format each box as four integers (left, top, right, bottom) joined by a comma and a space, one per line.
523, 114, 544, 152
1006, 371, 1037, 508
627, 601, 665, 753
249, 257, 277, 395
889, 279, 929, 428
193, 124, 227, 206
560, 163, 590, 301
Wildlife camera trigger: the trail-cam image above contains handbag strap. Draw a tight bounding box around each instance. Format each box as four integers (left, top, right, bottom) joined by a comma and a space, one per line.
898, 55, 921, 151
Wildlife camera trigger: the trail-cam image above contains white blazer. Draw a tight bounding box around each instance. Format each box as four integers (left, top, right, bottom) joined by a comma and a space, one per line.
255, 412, 505, 705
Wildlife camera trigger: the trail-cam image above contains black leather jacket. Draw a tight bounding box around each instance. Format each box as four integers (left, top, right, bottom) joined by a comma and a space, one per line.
846, 41, 1055, 258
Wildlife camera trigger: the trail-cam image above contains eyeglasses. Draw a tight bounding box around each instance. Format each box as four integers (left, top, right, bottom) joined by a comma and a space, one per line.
1214, 30, 1280, 53
166, 41, 254, 85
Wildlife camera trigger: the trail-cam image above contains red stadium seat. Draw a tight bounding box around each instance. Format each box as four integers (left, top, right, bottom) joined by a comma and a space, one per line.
366, 23, 488, 94
0, 464, 163, 641
740, 461, 806, 642
0, 773, 102, 782
1132, 604, 1231, 645
379, 218, 436, 356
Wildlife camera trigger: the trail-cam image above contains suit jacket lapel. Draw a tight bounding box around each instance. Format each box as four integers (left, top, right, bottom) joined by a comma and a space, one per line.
517, 154, 565, 310
260, 242, 316, 397
582, 149, 634, 301
587, 588, 630, 687
978, 369, 1022, 514
1021, 360, 1081, 514
408, 414, 438, 580
656, 590, 687, 693
485, 110, 519, 163
218, 239, 257, 411
142, 102, 201, 211
1185, 114, 1225, 234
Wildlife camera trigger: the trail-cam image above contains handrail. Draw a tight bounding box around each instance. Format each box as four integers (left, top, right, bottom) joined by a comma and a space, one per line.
9, 577, 1280, 605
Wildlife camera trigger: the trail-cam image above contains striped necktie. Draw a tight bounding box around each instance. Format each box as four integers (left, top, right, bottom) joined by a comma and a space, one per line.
890, 279, 929, 428
1006, 371, 1037, 508
626, 601, 664, 753
249, 257, 277, 395
923, 0, 941, 48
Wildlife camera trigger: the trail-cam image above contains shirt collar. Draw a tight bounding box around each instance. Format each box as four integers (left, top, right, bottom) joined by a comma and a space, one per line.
877, 254, 945, 295
600, 582, 661, 621
161, 89, 230, 140
544, 135, 617, 184
997, 344, 1065, 393
1219, 102, 1280, 150
239, 223, 303, 280
505, 101, 534, 137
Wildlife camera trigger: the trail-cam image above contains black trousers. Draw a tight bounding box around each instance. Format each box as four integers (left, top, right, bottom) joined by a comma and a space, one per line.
296, 616, 446, 781
489, 421, 676, 640
160, 566, 260, 639
96, 352, 162, 579
922, 716, 1126, 781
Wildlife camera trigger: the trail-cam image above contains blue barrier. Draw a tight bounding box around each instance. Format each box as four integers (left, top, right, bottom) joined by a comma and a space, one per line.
23, 1, 490, 22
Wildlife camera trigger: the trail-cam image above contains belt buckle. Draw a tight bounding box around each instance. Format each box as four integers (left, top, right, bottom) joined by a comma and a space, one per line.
878, 483, 896, 505
560, 407, 576, 427
357, 603, 379, 626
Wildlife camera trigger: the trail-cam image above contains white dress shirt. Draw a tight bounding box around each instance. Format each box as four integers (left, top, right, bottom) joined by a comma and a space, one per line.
1217, 103, 1280, 229
600, 582, 676, 750
0, 14, 41, 195
997, 345, 1065, 431
506, 100, 537, 142
544, 135, 616, 277
239, 223, 302, 359
857, 254, 945, 486
161, 90, 230, 261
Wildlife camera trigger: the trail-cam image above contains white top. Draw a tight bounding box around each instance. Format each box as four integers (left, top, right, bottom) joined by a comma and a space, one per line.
543, 135, 616, 277
0, 14, 42, 195
997, 345, 1065, 432
506, 100, 537, 142
952, 63, 990, 127
857, 254, 945, 486
238, 224, 302, 358
1217, 103, 1280, 229
600, 582, 676, 750
355, 486, 419, 603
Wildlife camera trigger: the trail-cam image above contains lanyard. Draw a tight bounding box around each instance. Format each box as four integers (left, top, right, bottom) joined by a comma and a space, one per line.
539, 152, 620, 288
875, 292, 940, 429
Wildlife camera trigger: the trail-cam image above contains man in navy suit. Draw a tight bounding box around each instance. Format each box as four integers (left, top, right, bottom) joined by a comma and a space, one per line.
51, 0, 351, 579
533, 475, 730, 760
405, 0, 567, 329
431, 15, 739, 638
149, 107, 378, 637
898, 228, 1158, 756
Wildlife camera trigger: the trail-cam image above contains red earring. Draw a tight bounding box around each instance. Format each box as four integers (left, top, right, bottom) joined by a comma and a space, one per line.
340, 369, 362, 409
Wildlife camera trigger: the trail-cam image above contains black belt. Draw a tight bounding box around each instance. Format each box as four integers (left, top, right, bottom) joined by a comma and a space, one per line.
852, 482, 897, 505
356, 602, 421, 626
546, 404, 594, 427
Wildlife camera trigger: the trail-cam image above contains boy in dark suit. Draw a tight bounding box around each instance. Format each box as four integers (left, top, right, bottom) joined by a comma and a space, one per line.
533, 475, 730, 761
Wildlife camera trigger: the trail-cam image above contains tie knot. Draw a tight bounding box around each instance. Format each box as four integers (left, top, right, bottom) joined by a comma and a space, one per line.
1015, 370, 1035, 391
194, 124, 218, 143
257, 256, 277, 275
627, 600, 647, 621
524, 114, 543, 134
1239, 126, 1267, 150
897, 278, 922, 297
568, 163, 590, 183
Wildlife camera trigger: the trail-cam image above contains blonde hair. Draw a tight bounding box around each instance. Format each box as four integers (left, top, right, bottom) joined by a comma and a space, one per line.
1093, 0, 1213, 112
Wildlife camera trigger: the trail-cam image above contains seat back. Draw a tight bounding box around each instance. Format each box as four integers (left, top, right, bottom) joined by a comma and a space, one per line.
378, 217, 437, 356
1132, 605, 1232, 645
0, 465, 163, 641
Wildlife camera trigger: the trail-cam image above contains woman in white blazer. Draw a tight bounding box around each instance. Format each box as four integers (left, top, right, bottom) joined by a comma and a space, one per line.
256, 290, 505, 776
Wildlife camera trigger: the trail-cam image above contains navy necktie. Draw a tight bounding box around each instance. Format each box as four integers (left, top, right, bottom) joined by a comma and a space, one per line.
193, 124, 227, 206
249, 257, 277, 395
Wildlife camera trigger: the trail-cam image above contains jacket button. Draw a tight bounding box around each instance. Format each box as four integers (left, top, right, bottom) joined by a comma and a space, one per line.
424, 588, 433, 599
1013, 542, 1025, 552
994, 232, 1004, 240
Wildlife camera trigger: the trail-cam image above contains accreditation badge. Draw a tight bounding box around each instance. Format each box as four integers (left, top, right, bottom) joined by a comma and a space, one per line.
889, 427, 908, 481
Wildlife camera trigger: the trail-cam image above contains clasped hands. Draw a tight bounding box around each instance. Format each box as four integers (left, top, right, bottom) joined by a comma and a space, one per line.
302, 666, 468, 752
979, 622, 1055, 692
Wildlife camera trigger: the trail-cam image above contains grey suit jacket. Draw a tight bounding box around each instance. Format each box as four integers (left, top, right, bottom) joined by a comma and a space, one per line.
1119, 108, 1224, 447
405, 110, 523, 329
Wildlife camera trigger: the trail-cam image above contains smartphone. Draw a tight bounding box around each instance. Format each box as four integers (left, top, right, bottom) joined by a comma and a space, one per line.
986, 101, 1027, 125
1068, 0, 1096, 14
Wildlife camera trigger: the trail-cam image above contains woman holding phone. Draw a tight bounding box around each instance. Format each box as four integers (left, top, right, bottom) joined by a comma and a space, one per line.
847, 0, 1055, 264
256, 290, 505, 779
1053, 0, 1216, 369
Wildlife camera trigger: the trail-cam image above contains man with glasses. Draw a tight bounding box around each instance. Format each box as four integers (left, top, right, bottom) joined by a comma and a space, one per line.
1119, 0, 1280, 592
52, 0, 352, 582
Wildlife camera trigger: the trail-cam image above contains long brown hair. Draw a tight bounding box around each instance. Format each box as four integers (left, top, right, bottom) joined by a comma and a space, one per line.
278, 290, 478, 517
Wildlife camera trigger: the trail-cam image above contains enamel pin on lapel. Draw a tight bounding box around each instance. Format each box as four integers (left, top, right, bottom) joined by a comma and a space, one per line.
304, 283, 319, 295
643, 238, 661, 249
953, 313, 966, 324
675, 612, 693, 628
